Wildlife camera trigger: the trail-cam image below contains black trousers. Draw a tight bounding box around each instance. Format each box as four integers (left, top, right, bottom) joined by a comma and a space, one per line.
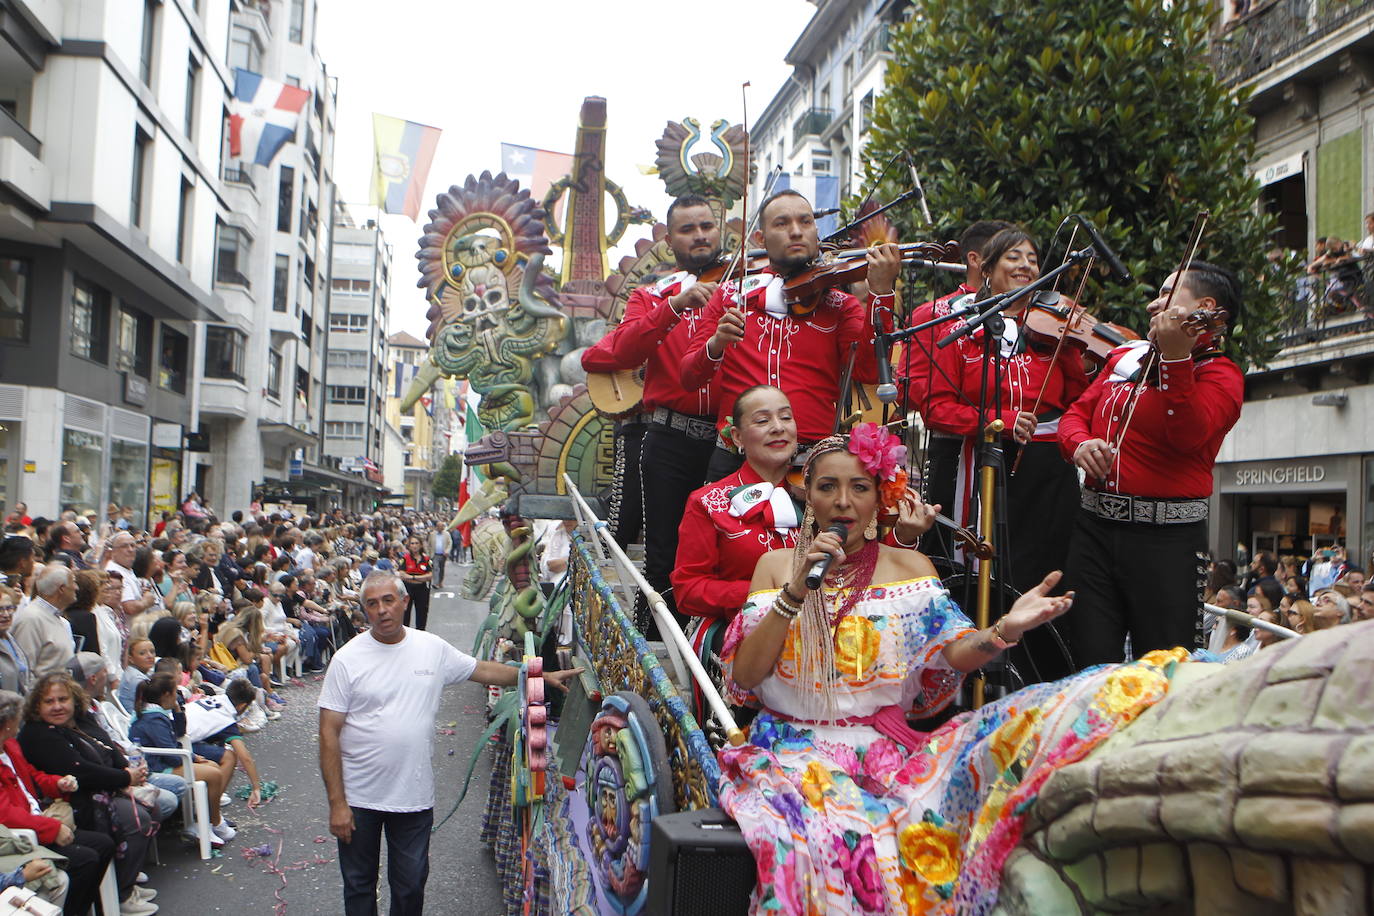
54, 828, 113, 916
1062, 510, 1208, 669
404, 583, 430, 630
640, 423, 717, 619
608, 423, 646, 548
338, 806, 432, 916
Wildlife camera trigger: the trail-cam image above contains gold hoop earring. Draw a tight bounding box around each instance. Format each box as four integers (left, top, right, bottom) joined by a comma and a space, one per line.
864, 515, 878, 540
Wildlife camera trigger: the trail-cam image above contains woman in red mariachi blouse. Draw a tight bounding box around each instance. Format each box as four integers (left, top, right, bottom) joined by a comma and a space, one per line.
922, 228, 1089, 637
399, 535, 433, 631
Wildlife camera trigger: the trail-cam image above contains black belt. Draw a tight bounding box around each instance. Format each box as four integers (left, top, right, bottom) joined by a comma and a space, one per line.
648, 407, 717, 441
1081, 489, 1208, 526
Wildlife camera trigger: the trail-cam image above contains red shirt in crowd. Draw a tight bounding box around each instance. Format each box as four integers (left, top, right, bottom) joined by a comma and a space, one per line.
0, 739, 66, 844
671, 463, 800, 621
1058, 340, 1243, 499
679, 271, 890, 442
924, 312, 1090, 442
580, 272, 718, 418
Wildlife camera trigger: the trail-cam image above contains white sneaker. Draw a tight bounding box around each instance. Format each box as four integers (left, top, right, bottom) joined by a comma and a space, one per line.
264, 708, 282, 721
220, 793, 231, 807
212, 820, 237, 842
136, 872, 149, 885
120, 896, 158, 915
238, 703, 267, 732
132, 886, 158, 902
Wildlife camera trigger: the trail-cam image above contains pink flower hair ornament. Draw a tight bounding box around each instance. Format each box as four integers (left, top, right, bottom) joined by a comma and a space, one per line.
848, 422, 907, 482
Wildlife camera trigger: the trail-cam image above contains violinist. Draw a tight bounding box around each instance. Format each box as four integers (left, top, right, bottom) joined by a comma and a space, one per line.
581, 194, 722, 621
1058, 261, 1244, 668
923, 227, 1090, 618
680, 189, 902, 480
903, 218, 1012, 563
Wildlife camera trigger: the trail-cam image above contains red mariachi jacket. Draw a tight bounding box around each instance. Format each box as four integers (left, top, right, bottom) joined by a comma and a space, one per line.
580, 272, 718, 417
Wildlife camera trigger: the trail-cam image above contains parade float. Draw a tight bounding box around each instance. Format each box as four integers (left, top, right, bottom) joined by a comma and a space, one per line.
401, 98, 1374, 916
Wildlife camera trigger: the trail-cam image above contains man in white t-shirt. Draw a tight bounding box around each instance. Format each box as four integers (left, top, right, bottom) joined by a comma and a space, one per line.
104, 532, 158, 620
318, 570, 580, 916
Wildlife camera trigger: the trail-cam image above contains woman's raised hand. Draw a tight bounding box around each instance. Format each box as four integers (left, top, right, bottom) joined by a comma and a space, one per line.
1000, 570, 1074, 642
793, 529, 847, 594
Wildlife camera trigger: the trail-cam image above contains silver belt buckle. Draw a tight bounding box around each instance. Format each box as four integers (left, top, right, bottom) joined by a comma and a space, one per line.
1096, 491, 1132, 522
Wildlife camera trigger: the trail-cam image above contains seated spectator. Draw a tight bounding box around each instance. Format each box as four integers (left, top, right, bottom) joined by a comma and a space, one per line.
92, 573, 125, 692
18, 673, 161, 914
183, 679, 265, 809
1312, 587, 1351, 629
11, 566, 76, 677
127, 674, 235, 846
0, 688, 107, 915
118, 639, 156, 713
214, 604, 283, 708
62, 571, 103, 660
1340, 567, 1366, 592
1285, 597, 1318, 635
70, 654, 180, 826
0, 584, 30, 695
146, 615, 182, 662
1252, 606, 1284, 650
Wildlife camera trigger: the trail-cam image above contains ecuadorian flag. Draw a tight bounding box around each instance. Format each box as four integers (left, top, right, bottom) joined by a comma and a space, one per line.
228, 69, 310, 166
372, 114, 442, 221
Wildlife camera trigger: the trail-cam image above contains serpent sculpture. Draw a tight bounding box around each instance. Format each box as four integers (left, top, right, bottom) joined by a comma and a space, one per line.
997, 620, 1374, 915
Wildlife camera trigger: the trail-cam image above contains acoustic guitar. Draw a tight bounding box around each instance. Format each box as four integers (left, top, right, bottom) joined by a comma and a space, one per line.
586, 365, 647, 418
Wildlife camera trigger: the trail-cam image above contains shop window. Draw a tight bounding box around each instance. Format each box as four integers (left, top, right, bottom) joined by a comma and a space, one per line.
115, 306, 153, 378
71, 278, 110, 363
61, 428, 104, 514
159, 325, 188, 393
109, 439, 149, 520
0, 258, 30, 341
204, 325, 246, 381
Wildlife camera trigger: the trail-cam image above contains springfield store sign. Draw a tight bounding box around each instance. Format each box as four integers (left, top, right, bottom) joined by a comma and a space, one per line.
1223, 459, 1346, 492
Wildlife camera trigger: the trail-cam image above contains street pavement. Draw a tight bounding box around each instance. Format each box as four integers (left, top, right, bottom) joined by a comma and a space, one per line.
145, 566, 507, 915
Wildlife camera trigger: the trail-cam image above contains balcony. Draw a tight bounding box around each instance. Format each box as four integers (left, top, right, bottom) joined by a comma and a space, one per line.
858, 23, 891, 72
1213, 0, 1374, 86
223, 166, 255, 192
1271, 255, 1374, 351
792, 108, 833, 147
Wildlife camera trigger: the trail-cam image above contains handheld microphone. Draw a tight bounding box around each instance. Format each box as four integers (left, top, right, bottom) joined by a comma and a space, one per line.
907, 157, 933, 226
1074, 215, 1133, 284
813, 207, 842, 218
804, 522, 850, 589
874, 331, 898, 403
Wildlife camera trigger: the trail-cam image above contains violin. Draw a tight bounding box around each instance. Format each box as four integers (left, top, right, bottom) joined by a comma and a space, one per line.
782, 241, 963, 316
696, 251, 770, 285
1021, 291, 1141, 368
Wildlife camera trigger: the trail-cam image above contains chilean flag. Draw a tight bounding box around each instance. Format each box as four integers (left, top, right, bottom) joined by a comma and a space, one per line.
229, 68, 310, 166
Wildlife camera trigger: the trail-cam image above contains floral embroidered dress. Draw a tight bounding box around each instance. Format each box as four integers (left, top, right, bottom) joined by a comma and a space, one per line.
718, 575, 1186, 916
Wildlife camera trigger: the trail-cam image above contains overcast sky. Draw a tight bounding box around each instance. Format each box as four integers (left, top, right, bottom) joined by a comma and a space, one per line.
315, 0, 817, 338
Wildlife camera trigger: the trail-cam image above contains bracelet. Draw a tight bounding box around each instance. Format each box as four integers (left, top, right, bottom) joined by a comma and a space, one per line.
991, 618, 1020, 649
771, 599, 800, 620
890, 528, 918, 548
780, 584, 804, 606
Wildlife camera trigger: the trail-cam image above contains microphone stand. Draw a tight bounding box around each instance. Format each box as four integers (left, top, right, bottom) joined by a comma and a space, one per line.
823, 188, 923, 244
936, 248, 1096, 349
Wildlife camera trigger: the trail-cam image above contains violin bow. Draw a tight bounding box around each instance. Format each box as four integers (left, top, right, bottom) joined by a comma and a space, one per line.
1108, 210, 1209, 470
1010, 237, 1096, 476
721, 82, 754, 294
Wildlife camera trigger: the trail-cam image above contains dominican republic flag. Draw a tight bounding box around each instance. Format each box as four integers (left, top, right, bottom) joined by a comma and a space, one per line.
228, 69, 310, 166
775, 172, 841, 237
500, 142, 573, 204
372, 114, 442, 220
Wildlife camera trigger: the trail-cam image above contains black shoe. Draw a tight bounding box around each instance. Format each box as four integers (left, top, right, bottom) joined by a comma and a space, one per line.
303, 665, 326, 674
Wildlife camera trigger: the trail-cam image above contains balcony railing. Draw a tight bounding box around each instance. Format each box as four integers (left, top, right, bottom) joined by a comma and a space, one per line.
1213, 0, 1374, 86
1274, 254, 1374, 346
0, 106, 40, 158
859, 24, 891, 70
792, 108, 833, 147
223, 166, 255, 191
215, 265, 252, 289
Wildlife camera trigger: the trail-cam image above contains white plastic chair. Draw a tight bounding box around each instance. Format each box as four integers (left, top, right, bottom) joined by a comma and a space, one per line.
100, 701, 213, 861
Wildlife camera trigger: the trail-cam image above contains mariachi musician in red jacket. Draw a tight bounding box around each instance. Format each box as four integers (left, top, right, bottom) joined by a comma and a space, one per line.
1058, 261, 1244, 668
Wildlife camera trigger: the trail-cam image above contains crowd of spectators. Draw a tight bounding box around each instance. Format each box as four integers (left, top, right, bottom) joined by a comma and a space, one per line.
1292, 215, 1374, 320
0, 499, 461, 914
1204, 543, 1373, 664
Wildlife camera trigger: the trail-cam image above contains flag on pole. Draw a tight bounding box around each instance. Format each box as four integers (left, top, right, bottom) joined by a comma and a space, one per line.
500, 143, 574, 203
464, 391, 486, 485
229, 69, 310, 166
372, 114, 442, 220
774, 173, 842, 237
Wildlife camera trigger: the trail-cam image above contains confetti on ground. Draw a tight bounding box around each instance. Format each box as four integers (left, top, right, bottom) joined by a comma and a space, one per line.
438, 728, 455, 735
236, 779, 282, 802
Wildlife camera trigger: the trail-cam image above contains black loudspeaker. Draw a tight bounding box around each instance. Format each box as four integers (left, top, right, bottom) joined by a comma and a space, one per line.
648, 809, 755, 916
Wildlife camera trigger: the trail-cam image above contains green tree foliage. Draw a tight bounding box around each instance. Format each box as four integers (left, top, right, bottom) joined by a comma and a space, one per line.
863, 0, 1281, 366
431, 453, 465, 502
